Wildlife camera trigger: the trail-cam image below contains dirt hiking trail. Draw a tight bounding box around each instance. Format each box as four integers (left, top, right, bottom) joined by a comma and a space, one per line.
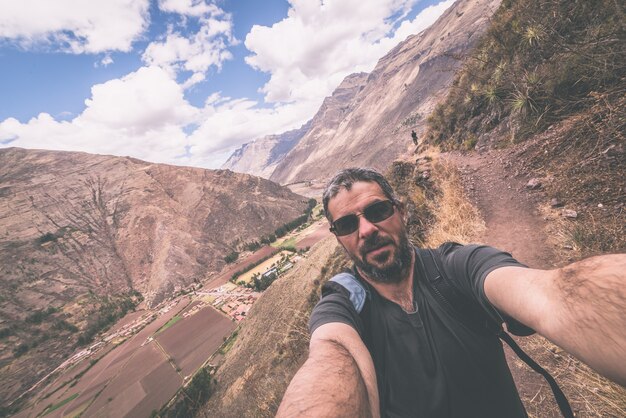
446, 149, 555, 269
445, 149, 622, 418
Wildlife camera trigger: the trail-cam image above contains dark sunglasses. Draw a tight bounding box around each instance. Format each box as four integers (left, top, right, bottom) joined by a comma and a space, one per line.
330, 200, 396, 236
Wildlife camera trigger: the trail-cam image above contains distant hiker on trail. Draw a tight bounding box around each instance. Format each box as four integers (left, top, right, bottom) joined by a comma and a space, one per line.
411, 130, 418, 146
277, 167, 626, 418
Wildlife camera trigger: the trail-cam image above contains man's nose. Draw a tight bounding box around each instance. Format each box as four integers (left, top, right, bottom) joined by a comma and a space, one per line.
358, 215, 379, 238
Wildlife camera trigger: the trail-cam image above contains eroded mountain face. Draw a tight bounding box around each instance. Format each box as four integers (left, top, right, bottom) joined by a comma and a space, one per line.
0, 147, 308, 403
221, 120, 313, 179
223, 72, 369, 181
269, 0, 502, 185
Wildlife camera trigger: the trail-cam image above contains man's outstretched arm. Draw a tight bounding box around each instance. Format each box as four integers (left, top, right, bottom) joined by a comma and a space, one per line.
484, 254, 626, 385
277, 322, 380, 418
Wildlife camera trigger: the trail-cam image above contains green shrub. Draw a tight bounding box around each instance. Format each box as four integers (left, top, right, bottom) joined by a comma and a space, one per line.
36, 232, 58, 244
224, 251, 239, 264
160, 366, 213, 417
14, 343, 29, 357
76, 293, 141, 346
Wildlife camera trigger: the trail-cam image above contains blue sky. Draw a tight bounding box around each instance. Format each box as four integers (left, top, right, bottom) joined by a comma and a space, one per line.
0, 0, 453, 168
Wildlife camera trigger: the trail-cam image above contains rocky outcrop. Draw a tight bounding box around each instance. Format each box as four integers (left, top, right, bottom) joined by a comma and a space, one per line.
270, 0, 501, 184
221, 120, 312, 178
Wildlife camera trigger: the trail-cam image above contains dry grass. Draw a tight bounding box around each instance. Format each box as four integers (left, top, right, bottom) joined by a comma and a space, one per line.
423, 157, 485, 246
541, 204, 626, 265
518, 336, 626, 418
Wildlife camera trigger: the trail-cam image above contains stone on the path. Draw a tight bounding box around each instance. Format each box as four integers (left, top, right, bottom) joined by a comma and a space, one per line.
561, 209, 578, 219
526, 178, 542, 189
550, 198, 564, 208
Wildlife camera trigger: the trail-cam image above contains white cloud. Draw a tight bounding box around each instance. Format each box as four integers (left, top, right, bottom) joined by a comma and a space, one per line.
182, 0, 455, 167
391, 0, 455, 42
0, 0, 454, 169
186, 95, 319, 166
244, 0, 453, 104
158, 0, 222, 17
80, 66, 198, 132
144, 3, 236, 88
0, 66, 195, 164
100, 55, 114, 67
0, 0, 150, 53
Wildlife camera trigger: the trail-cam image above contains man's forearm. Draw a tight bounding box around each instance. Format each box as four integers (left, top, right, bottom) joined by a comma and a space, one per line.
277, 323, 379, 417
277, 339, 373, 417
486, 254, 626, 385
549, 254, 626, 385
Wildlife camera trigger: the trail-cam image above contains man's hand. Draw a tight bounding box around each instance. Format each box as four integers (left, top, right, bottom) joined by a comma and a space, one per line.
277, 322, 380, 417
484, 254, 626, 385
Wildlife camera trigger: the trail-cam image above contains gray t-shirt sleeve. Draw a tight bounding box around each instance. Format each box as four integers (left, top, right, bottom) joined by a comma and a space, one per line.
309, 280, 364, 336
438, 242, 534, 335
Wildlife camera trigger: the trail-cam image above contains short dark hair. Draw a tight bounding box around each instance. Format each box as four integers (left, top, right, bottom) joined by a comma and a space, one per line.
322, 167, 400, 222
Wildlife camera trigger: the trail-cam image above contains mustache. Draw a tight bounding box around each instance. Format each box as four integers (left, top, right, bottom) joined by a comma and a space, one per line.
359, 234, 393, 256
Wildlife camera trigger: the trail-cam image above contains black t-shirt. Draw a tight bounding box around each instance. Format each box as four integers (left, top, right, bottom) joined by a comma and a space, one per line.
309, 243, 532, 418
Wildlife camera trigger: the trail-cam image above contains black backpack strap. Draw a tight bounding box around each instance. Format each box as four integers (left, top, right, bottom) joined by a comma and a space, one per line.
498, 331, 574, 418
416, 248, 497, 334
416, 247, 574, 418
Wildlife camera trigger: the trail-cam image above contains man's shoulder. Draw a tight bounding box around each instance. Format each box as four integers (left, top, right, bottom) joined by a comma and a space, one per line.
309, 272, 365, 336
425, 242, 516, 265
429, 241, 478, 255
326, 272, 367, 314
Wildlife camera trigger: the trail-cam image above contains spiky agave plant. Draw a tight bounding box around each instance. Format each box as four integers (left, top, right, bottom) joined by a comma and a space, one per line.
483, 85, 502, 105
524, 25, 543, 46
492, 61, 507, 83
510, 84, 539, 115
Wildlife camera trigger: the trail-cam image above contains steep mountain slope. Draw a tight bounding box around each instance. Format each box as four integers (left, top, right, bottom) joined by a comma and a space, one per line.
425, 0, 625, 256
0, 147, 309, 405
221, 121, 312, 178
270, 0, 501, 184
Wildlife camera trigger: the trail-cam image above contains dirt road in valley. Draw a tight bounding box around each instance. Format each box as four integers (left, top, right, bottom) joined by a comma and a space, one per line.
444, 149, 622, 417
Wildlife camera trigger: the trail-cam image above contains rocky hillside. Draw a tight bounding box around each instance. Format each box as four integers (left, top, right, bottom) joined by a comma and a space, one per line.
269, 0, 501, 184
0, 147, 309, 405
221, 120, 312, 178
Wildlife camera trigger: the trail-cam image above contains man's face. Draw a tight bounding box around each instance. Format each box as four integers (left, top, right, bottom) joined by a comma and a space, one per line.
327, 181, 413, 283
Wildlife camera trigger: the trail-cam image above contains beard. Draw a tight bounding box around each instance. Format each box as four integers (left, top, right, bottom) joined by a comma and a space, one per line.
352, 230, 413, 284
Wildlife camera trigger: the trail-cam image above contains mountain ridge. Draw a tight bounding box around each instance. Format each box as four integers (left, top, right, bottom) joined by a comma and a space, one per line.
269, 0, 501, 184
222, 71, 370, 179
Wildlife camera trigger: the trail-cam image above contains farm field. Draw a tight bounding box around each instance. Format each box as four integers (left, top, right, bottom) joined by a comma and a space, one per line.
80, 343, 182, 417
236, 251, 291, 284
12, 219, 330, 418
156, 304, 236, 377
15, 298, 189, 418
296, 220, 332, 250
